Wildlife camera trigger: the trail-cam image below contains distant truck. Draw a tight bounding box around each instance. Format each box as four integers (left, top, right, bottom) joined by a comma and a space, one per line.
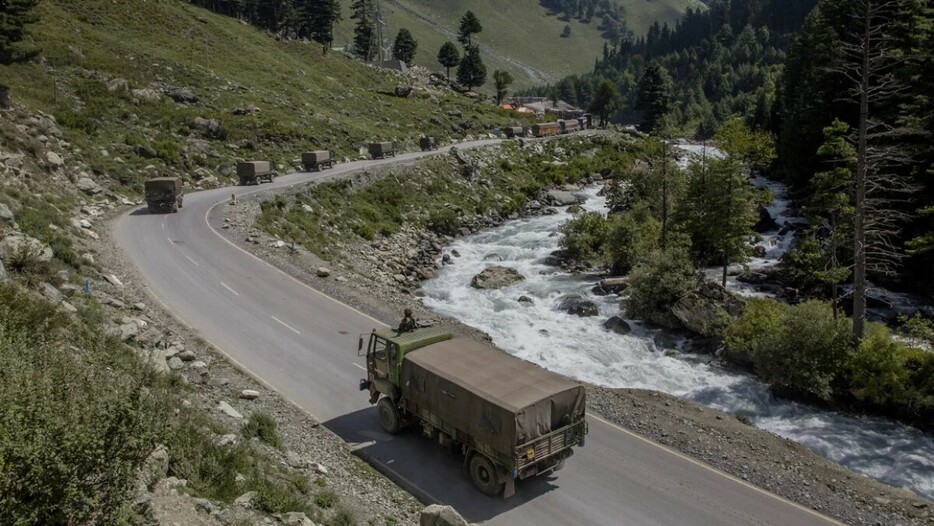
302, 151, 334, 171
144, 177, 183, 213
504, 126, 525, 139
420, 137, 438, 151
359, 327, 587, 498
369, 142, 395, 159
237, 161, 274, 185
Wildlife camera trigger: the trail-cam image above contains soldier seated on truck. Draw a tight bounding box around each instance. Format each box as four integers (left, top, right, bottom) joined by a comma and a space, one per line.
397, 308, 417, 333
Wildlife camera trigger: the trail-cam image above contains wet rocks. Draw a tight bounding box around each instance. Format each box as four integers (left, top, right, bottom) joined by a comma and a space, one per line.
754, 205, 780, 233
603, 316, 632, 335
545, 189, 580, 206
470, 266, 524, 289
671, 281, 746, 336
592, 277, 629, 296
517, 295, 534, 306
558, 294, 599, 317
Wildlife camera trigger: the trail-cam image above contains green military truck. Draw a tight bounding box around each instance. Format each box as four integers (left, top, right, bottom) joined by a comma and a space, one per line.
358, 327, 587, 498
237, 161, 274, 185
144, 177, 183, 213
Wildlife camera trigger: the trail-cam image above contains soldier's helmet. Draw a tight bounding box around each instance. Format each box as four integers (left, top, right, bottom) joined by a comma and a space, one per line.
404, 308, 412, 316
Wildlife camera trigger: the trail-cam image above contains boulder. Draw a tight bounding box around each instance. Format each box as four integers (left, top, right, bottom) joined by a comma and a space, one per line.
46, 151, 64, 168
166, 87, 198, 104
517, 295, 534, 306
470, 266, 525, 289
420, 504, 469, 526
670, 281, 746, 336
598, 277, 628, 295
193, 117, 220, 137
545, 189, 580, 206
282, 512, 315, 526
567, 204, 583, 214
603, 316, 631, 335
130, 88, 161, 102
558, 295, 599, 317
754, 205, 779, 233
240, 389, 260, 400
0, 259, 7, 283
139, 445, 169, 488
0, 234, 54, 263
76, 177, 102, 195
217, 401, 243, 419
394, 85, 413, 98
316, 267, 330, 278
0, 203, 13, 223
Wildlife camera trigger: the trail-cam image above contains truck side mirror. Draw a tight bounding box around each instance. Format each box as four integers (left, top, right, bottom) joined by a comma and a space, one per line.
357, 335, 366, 357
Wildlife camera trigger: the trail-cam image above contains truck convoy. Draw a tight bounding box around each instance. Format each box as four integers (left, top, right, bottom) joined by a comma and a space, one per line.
302, 151, 334, 171
359, 327, 587, 498
144, 177, 183, 213
369, 142, 396, 159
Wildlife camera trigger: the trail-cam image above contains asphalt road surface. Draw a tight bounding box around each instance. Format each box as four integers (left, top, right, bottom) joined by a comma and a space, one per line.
115, 140, 840, 525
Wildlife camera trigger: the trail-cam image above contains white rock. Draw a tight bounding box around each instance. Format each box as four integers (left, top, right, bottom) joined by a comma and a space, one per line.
316, 267, 330, 278
0, 234, 54, 263
81, 253, 95, 265
234, 491, 257, 509
167, 356, 185, 370
311, 462, 328, 475
239, 389, 260, 400
190, 360, 208, 371
217, 401, 243, 419
0, 203, 13, 223
282, 512, 314, 526
79, 219, 92, 229
216, 434, 238, 446
105, 274, 124, 287
46, 151, 64, 167
60, 301, 77, 313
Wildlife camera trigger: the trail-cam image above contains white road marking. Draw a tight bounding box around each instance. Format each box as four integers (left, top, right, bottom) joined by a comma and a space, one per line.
185, 255, 200, 266
352, 363, 366, 371
161, 223, 165, 231
271, 316, 301, 335
220, 282, 240, 296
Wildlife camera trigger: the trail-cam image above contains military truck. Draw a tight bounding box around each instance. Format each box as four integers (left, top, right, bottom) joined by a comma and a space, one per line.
419, 137, 438, 151
358, 327, 587, 498
144, 177, 183, 213
302, 151, 333, 171
237, 161, 274, 185
369, 142, 395, 159
504, 126, 525, 139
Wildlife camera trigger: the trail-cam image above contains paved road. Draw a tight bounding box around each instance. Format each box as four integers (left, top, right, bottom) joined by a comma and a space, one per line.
115, 141, 840, 525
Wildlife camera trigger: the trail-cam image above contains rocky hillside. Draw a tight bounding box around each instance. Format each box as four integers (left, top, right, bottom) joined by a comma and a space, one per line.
1, 0, 519, 200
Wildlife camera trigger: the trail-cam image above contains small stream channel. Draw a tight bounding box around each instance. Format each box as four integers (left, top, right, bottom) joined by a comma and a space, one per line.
420, 145, 934, 500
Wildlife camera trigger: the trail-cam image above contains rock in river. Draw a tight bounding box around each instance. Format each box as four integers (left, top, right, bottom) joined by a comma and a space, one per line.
558, 294, 599, 317
470, 266, 525, 289
603, 316, 632, 335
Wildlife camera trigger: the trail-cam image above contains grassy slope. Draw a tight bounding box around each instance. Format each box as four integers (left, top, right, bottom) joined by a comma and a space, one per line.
333, 0, 699, 88
2, 0, 518, 194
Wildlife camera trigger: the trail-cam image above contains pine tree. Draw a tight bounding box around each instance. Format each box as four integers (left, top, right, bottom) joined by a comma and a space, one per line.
457, 11, 483, 47
351, 0, 377, 61
562, 24, 572, 38
493, 70, 514, 104
635, 61, 673, 133
456, 46, 487, 89
0, 0, 40, 107
437, 41, 460, 80
308, 0, 342, 54
392, 28, 418, 66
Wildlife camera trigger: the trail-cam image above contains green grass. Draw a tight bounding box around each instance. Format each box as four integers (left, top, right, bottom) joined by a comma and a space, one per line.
330, 0, 698, 88
2, 0, 521, 195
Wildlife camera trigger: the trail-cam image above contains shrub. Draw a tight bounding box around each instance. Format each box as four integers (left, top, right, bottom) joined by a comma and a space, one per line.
427, 208, 461, 237
327, 507, 358, 526
623, 245, 698, 327
0, 284, 169, 525
314, 489, 338, 509
723, 298, 789, 366
558, 212, 609, 263
605, 204, 660, 274
846, 324, 934, 414
168, 411, 254, 502
242, 411, 282, 449
747, 301, 851, 402
254, 473, 309, 514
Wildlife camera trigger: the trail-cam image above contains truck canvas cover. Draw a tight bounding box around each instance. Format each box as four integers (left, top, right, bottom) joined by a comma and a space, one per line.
401, 338, 585, 454
237, 161, 271, 176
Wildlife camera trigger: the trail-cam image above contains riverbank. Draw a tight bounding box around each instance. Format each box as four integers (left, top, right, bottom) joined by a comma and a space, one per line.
226, 141, 933, 525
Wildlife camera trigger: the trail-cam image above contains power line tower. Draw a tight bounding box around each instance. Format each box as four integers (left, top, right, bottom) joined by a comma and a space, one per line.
374, 0, 390, 62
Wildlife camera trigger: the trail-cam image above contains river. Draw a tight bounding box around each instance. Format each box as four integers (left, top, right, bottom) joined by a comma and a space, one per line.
420, 147, 934, 500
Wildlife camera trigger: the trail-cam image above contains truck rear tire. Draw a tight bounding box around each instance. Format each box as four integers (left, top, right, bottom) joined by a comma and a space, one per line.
377, 397, 401, 434
468, 453, 504, 497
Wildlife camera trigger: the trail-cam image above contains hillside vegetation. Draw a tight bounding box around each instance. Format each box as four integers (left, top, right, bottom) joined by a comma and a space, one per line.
331, 0, 699, 88
1, 0, 517, 195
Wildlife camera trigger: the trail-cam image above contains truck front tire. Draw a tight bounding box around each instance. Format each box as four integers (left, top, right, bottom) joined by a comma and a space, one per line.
468, 453, 504, 497
377, 397, 401, 434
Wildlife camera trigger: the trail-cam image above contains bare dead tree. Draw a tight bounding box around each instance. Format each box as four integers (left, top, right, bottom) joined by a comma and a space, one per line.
831, 0, 920, 341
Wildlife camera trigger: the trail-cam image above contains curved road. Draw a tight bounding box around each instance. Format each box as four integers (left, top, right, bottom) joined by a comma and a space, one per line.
115, 141, 840, 525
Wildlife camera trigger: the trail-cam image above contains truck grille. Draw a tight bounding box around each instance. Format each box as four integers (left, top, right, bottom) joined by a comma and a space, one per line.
515, 421, 586, 470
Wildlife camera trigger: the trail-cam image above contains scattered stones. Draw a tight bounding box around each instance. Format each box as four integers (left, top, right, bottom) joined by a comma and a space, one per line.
167, 356, 185, 370
177, 349, 196, 361
282, 512, 315, 526
470, 266, 524, 289
217, 401, 243, 419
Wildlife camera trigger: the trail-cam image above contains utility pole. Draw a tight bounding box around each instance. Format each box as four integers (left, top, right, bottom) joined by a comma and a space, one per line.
374, 0, 390, 62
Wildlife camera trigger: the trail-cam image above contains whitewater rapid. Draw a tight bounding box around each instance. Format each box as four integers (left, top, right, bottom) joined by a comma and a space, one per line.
420, 169, 934, 499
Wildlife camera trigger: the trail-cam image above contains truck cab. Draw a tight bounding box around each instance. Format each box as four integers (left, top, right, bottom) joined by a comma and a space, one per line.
359, 327, 452, 403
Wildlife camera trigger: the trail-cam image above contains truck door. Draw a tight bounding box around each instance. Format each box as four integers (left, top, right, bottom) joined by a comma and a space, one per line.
368, 335, 392, 381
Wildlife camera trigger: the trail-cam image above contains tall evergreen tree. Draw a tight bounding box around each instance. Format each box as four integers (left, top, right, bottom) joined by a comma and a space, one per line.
437, 41, 460, 80
635, 61, 673, 133
0, 0, 40, 107
493, 70, 515, 104
457, 11, 483, 47
588, 79, 621, 128
308, 0, 342, 54
351, 0, 377, 61
392, 28, 418, 66
456, 46, 487, 89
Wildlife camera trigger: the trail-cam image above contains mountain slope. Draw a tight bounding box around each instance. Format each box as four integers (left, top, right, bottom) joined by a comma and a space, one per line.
333, 0, 700, 88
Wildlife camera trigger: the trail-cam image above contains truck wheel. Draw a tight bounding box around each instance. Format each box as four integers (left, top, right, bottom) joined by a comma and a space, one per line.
377, 397, 401, 434
468, 453, 504, 497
